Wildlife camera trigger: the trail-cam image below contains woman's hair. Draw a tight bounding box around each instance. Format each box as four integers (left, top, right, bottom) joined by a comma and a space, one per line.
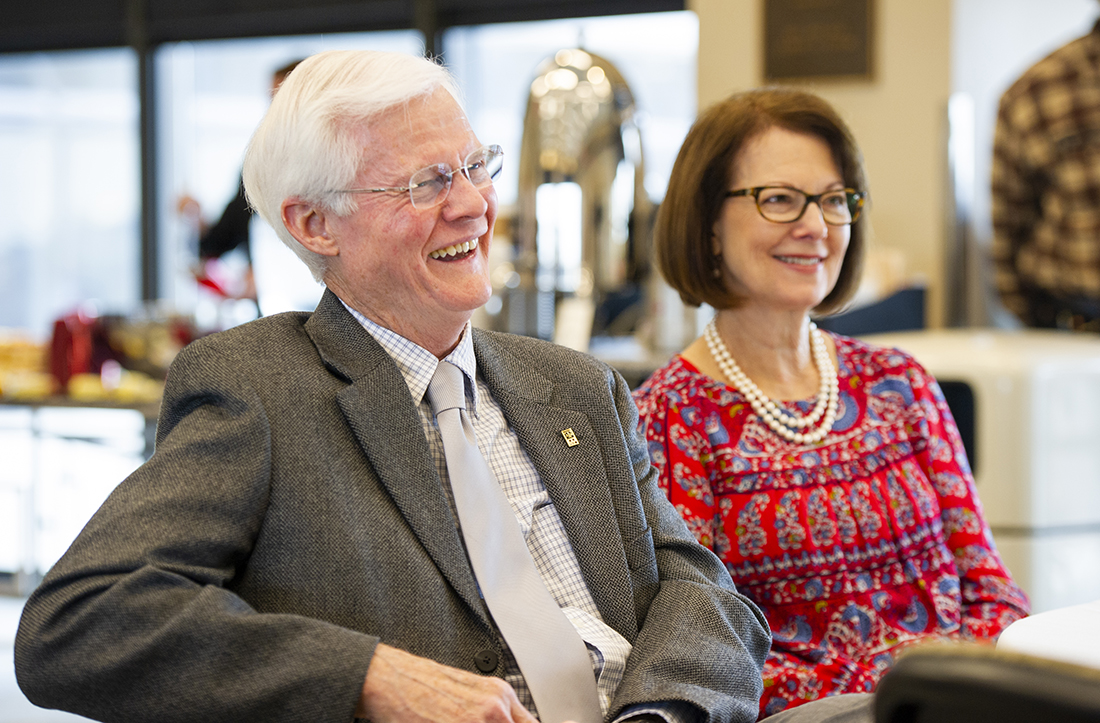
242, 50, 462, 280
655, 87, 868, 315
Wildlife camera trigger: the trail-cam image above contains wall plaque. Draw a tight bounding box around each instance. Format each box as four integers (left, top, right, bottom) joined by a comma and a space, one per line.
764, 0, 873, 81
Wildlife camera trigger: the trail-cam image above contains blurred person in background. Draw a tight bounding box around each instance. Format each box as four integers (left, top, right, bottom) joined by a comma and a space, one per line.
634, 88, 1029, 720
992, 11, 1100, 331
179, 58, 323, 316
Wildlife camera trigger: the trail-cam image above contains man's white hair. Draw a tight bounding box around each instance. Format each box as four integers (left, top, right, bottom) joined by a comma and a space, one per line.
242, 50, 462, 281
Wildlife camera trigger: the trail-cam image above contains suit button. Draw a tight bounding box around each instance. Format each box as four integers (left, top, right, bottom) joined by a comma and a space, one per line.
474, 649, 499, 672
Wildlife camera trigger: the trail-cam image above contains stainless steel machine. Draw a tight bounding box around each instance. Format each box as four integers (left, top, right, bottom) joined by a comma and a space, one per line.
499, 48, 653, 352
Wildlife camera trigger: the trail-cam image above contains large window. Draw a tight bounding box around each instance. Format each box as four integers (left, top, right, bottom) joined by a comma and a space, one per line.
0, 49, 139, 340
0, 12, 697, 340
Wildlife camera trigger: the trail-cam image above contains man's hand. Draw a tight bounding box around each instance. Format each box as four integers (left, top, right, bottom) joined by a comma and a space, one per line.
357, 643, 546, 723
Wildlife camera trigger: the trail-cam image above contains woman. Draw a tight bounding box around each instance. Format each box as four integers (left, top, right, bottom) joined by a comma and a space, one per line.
633, 89, 1029, 719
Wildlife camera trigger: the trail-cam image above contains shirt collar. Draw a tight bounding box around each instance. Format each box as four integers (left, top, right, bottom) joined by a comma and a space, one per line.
338, 299, 480, 413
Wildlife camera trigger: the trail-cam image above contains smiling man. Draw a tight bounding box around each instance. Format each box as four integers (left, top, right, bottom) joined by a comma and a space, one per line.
14, 51, 771, 723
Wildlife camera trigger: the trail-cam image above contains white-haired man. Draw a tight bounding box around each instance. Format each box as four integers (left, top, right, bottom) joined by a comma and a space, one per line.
16, 50, 866, 723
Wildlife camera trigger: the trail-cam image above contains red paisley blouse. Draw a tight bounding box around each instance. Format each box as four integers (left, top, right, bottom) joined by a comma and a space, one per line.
632, 334, 1029, 719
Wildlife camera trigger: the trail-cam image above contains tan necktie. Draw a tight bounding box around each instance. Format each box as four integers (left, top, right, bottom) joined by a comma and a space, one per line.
427, 360, 603, 723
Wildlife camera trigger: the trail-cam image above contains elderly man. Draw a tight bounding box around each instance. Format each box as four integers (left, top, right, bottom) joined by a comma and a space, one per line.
16, 50, 784, 723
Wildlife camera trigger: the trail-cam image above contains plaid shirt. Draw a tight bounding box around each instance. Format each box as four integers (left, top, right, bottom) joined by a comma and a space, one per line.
342, 303, 695, 723
991, 19, 1100, 319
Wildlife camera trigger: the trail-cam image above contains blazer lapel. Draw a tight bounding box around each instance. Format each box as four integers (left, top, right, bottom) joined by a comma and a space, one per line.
305, 292, 488, 626
473, 331, 637, 637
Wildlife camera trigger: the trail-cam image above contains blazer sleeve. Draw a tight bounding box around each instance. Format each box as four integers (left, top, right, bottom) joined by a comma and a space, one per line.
605, 367, 772, 723
13, 339, 378, 723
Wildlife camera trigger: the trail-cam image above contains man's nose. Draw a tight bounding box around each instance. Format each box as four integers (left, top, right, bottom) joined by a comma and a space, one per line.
442, 168, 489, 218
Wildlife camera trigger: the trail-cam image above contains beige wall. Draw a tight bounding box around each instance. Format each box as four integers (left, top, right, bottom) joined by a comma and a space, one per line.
690, 0, 953, 326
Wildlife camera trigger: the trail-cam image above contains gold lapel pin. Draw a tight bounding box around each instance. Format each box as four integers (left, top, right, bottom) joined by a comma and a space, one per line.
561, 428, 579, 447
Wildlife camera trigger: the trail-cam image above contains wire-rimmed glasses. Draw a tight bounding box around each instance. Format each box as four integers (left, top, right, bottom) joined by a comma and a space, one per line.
725, 186, 865, 225
335, 144, 504, 209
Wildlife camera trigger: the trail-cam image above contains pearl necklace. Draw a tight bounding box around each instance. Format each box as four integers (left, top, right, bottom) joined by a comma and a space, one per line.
704, 318, 839, 444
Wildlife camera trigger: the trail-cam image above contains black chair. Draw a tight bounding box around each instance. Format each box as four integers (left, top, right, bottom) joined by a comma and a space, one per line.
875, 644, 1100, 723
815, 286, 926, 337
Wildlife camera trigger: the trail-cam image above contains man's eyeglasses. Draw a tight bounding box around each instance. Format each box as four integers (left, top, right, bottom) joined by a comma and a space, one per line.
336, 144, 504, 209
725, 186, 865, 226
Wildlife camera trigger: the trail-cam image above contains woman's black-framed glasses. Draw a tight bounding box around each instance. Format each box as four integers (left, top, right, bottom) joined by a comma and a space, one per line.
725, 186, 865, 226
336, 144, 504, 209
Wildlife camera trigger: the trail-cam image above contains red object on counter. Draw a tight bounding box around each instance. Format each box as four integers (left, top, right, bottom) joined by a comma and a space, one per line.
48, 310, 96, 392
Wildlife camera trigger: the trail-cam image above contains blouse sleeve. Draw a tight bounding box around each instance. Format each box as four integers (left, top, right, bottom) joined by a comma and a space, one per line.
906, 360, 1030, 638
634, 385, 722, 553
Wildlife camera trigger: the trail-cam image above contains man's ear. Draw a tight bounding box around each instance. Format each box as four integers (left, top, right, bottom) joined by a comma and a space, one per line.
282, 199, 339, 257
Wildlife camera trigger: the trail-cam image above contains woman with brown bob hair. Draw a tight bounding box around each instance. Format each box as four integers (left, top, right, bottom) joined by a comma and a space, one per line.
656, 88, 866, 316
634, 88, 1028, 719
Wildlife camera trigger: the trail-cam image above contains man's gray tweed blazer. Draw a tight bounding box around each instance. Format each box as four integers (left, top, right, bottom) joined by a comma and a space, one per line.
15, 290, 770, 723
